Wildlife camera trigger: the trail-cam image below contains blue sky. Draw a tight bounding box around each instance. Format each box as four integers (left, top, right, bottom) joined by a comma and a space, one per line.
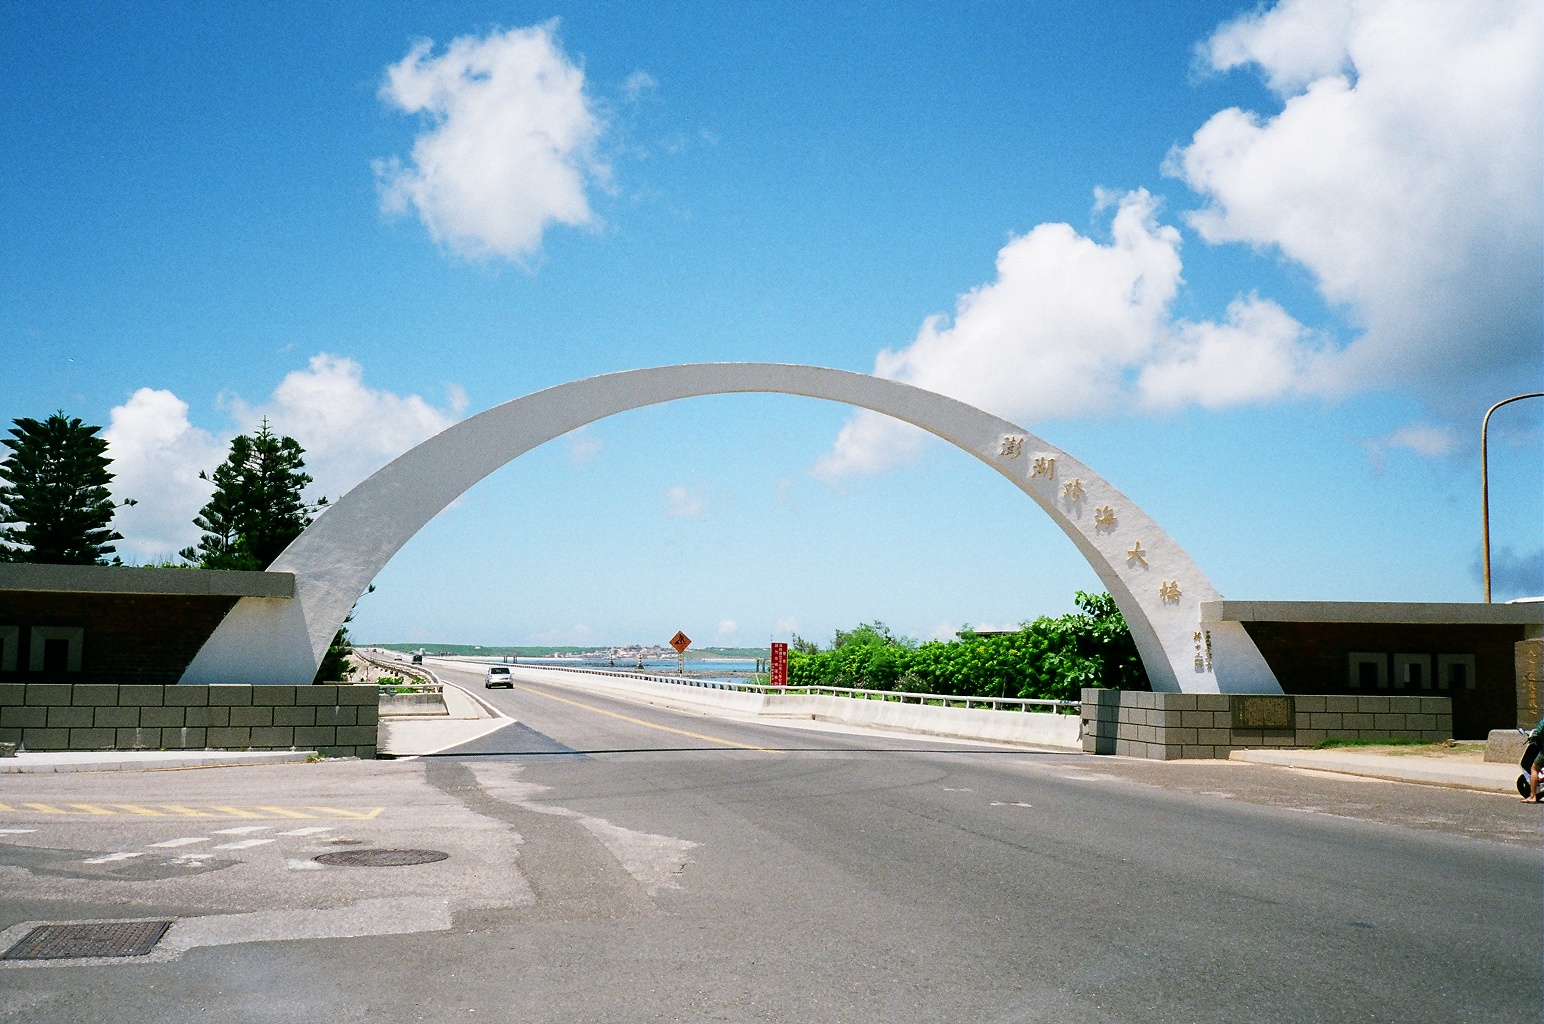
2, 1, 1540, 648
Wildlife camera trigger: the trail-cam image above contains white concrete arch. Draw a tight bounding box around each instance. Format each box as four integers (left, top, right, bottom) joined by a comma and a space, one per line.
181, 363, 1281, 693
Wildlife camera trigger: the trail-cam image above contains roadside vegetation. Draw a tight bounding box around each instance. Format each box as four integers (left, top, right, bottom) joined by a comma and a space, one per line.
788, 591, 1149, 701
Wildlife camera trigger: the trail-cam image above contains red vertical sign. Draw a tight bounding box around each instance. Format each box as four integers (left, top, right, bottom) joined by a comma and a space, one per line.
770, 642, 788, 687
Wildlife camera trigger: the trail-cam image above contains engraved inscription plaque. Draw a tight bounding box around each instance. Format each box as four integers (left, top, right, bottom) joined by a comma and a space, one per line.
1231, 695, 1295, 732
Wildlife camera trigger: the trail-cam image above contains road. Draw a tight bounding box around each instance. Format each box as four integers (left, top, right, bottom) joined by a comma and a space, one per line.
0, 657, 1538, 1023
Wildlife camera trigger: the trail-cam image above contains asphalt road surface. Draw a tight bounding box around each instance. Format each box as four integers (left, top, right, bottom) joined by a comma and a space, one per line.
0, 658, 1538, 1023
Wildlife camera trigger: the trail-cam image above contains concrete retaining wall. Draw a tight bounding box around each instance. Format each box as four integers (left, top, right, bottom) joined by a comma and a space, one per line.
1082, 689, 1451, 760
0, 683, 377, 758
510, 667, 1082, 750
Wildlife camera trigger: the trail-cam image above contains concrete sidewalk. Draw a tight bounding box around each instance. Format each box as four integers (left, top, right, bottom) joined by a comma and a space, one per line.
1230, 748, 1520, 794
0, 749, 319, 774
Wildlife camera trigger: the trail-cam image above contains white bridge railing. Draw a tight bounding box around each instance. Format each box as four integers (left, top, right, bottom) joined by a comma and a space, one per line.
356, 649, 443, 694
518, 663, 1080, 715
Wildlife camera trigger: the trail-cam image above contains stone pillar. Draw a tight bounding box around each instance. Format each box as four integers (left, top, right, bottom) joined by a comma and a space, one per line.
1517, 638, 1543, 728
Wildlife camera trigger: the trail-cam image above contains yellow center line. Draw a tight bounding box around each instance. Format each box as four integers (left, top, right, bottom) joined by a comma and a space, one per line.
22, 803, 66, 814
210, 806, 263, 818
513, 685, 776, 753
67, 804, 117, 815
307, 806, 384, 819
160, 805, 215, 817
254, 806, 316, 819
114, 804, 167, 816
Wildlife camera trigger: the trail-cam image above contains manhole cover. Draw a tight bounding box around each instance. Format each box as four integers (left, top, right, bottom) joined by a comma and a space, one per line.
3, 920, 171, 960
314, 848, 448, 867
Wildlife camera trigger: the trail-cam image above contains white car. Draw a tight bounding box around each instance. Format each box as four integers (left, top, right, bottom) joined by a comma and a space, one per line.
484, 665, 513, 689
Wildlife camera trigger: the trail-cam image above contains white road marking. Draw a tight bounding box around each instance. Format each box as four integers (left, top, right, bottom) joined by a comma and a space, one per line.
83, 852, 145, 864
212, 826, 272, 835
990, 801, 1034, 808
0, 829, 37, 835
942, 787, 973, 792
149, 837, 210, 848
278, 827, 332, 836
214, 839, 274, 850
286, 858, 325, 870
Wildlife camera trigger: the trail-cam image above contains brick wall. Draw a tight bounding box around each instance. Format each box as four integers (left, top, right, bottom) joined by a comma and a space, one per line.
0, 591, 238, 685
1081, 688, 1452, 760
1238, 621, 1521, 739
0, 683, 377, 758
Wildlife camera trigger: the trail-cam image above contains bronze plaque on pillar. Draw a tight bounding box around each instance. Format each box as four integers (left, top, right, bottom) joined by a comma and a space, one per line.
1231, 695, 1295, 732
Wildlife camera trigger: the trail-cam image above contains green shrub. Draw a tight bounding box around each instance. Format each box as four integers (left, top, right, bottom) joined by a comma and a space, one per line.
787, 592, 1148, 701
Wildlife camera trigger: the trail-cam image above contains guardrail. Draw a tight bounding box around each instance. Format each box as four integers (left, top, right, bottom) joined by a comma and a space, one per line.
355, 649, 443, 695
519, 663, 1080, 715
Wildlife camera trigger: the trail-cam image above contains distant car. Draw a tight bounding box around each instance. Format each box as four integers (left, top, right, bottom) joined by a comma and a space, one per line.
411, 653, 423, 665
485, 665, 513, 688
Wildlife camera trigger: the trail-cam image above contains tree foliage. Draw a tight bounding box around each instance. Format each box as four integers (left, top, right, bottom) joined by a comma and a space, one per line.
180, 420, 323, 570
0, 412, 124, 564
787, 592, 1149, 700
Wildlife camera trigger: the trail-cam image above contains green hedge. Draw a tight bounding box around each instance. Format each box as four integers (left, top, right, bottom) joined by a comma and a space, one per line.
787, 592, 1148, 701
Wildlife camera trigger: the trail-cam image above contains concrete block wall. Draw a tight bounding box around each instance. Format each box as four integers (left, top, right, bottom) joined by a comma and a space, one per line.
0, 683, 377, 758
1081, 689, 1452, 760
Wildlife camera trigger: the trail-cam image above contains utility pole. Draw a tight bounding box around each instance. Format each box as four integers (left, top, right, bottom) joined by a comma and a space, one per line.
1481, 392, 1543, 602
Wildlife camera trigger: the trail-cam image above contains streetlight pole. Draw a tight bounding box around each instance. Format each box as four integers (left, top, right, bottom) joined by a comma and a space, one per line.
1481, 391, 1543, 602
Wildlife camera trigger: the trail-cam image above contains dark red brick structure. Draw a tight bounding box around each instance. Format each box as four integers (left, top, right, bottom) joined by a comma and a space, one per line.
1201, 601, 1543, 739
0, 563, 291, 686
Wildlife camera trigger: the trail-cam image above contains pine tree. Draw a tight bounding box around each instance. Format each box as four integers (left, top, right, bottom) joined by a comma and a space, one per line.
0, 412, 125, 564
180, 420, 324, 570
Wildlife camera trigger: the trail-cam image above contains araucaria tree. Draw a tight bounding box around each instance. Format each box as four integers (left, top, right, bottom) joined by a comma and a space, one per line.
0, 412, 124, 564
180, 420, 323, 570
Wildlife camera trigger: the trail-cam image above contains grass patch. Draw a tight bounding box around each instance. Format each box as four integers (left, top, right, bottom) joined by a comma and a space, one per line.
1314, 736, 1439, 749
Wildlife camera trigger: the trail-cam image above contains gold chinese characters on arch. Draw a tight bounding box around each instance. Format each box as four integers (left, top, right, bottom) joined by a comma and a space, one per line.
998, 434, 1025, 459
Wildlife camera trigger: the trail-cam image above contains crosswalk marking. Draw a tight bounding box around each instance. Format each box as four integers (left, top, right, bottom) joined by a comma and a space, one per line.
278, 826, 332, 836
149, 837, 209, 848
83, 852, 144, 864
214, 838, 273, 850
212, 826, 271, 835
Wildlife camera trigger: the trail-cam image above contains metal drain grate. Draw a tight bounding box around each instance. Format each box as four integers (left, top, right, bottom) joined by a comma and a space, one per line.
314, 848, 448, 867
3, 920, 172, 960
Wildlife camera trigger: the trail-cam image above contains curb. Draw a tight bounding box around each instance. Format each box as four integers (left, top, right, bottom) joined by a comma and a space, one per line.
1228, 749, 1517, 794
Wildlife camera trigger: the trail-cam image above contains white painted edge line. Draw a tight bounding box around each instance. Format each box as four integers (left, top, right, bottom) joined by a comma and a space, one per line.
380, 675, 516, 758
439, 675, 510, 720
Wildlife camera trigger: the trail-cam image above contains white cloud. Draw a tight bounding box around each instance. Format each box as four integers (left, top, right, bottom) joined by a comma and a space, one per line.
716, 619, 738, 638
816, 190, 1318, 478
103, 356, 462, 561
1361, 422, 1459, 473
224, 354, 462, 503
623, 70, 657, 102
665, 485, 705, 518
565, 427, 602, 467
1172, 0, 1543, 413
818, 1, 1540, 479
103, 389, 226, 561
530, 623, 598, 645
375, 22, 604, 262
1137, 295, 1326, 411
